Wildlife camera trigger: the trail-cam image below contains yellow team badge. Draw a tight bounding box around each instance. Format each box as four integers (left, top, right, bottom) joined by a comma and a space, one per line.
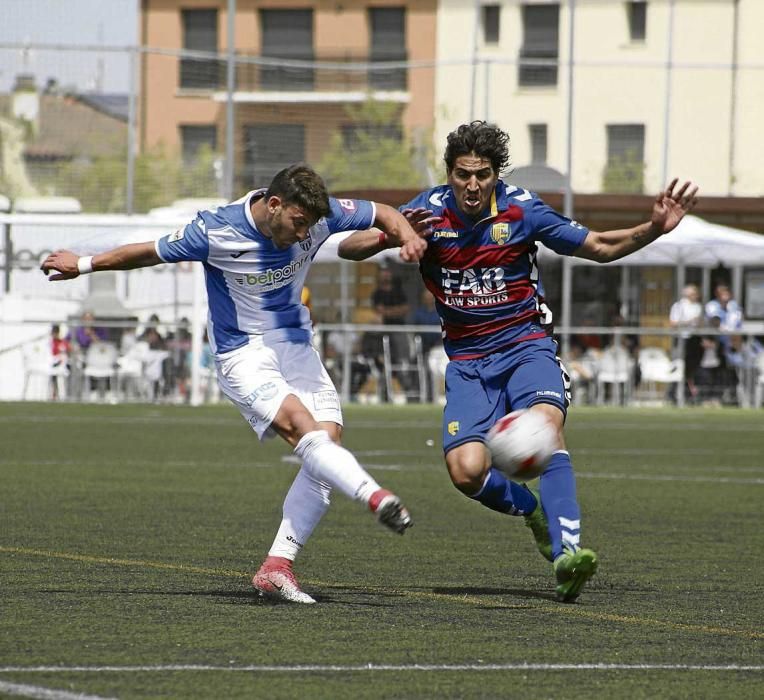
490, 222, 510, 245
447, 421, 460, 436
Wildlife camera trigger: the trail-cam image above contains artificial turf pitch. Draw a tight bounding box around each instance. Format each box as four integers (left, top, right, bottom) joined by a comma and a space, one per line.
1, 402, 762, 698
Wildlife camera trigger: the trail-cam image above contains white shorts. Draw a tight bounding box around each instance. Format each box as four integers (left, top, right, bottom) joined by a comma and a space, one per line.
216, 339, 342, 440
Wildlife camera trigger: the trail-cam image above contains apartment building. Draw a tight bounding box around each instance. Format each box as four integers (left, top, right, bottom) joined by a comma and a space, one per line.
139, 1, 437, 191
435, 0, 763, 197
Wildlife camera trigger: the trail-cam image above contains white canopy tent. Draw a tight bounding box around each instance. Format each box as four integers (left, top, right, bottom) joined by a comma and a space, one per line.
545, 215, 764, 345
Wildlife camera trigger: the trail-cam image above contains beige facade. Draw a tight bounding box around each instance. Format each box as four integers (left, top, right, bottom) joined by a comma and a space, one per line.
434, 0, 763, 196
140, 0, 437, 188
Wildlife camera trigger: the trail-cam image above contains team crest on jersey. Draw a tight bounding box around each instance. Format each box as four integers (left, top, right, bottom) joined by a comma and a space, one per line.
168, 228, 185, 242
447, 421, 460, 436
298, 235, 312, 252
490, 222, 510, 245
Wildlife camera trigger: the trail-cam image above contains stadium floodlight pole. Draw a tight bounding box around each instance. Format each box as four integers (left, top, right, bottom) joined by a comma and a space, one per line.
661, 0, 676, 186
560, 0, 577, 357
224, 0, 236, 201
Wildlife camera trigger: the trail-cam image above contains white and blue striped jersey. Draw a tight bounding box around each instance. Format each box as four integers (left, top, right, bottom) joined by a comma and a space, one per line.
155, 190, 376, 355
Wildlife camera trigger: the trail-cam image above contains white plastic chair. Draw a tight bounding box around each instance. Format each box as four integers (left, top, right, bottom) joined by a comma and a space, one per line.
596, 345, 634, 405
116, 340, 151, 400
638, 347, 684, 398
82, 342, 118, 401
23, 339, 69, 400
427, 345, 449, 405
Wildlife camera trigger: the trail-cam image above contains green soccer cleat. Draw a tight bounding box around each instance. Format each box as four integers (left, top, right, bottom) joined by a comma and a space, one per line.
554, 547, 598, 603
523, 486, 553, 562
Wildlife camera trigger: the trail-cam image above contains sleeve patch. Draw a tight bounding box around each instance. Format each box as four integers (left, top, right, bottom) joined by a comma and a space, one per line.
168, 229, 185, 242
338, 199, 356, 211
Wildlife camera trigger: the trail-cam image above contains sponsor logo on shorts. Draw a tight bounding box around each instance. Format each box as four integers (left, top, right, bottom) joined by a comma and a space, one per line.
447, 420, 460, 436
244, 381, 278, 406
313, 390, 340, 411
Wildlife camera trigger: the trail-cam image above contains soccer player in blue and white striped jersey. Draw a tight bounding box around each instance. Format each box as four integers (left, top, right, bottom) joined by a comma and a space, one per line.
42, 164, 426, 604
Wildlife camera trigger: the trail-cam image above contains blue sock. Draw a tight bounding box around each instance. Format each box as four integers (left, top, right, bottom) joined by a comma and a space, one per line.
540, 451, 581, 559
470, 468, 537, 515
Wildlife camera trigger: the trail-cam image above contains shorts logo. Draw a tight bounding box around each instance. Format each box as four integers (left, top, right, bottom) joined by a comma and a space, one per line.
244, 381, 278, 406
168, 228, 185, 242
447, 420, 460, 436
490, 222, 510, 245
313, 390, 340, 411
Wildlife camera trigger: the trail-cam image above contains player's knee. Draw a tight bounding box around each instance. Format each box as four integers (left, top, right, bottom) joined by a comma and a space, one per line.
446, 458, 487, 495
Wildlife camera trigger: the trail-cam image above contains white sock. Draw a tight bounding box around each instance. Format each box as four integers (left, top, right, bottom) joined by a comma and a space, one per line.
268, 467, 332, 561
294, 430, 381, 503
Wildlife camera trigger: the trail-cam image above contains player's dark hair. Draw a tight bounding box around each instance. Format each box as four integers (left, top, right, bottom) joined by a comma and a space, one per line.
444, 121, 511, 175
267, 164, 331, 220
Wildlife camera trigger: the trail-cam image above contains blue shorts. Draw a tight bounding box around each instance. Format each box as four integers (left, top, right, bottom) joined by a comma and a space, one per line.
442, 337, 571, 453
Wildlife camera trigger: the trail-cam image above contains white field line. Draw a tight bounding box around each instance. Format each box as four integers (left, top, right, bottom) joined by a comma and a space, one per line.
0, 679, 115, 700
5, 457, 764, 481
0, 663, 762, 674
576, 471, 764, 485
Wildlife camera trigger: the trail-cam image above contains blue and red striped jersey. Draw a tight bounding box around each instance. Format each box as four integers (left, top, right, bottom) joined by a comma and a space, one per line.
402, 181, 589, 360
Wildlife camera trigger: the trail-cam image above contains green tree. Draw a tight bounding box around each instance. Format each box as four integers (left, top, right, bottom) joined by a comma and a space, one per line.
317, 100, 431, 190
54, 145, 220, 213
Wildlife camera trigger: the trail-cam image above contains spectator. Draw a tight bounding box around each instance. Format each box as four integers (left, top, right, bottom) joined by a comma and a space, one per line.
70, 310, 108, 351
669, 283, 703, 399
412, 289, 441, 355
371, 265, 411, 398
50, 324, 71, 400
703, 284, 743, 404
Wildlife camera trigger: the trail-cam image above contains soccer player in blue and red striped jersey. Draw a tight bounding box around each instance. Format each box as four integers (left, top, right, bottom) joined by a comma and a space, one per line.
340, 121, 698, 602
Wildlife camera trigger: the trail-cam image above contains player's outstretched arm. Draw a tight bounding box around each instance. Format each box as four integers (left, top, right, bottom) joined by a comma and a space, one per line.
338, 205, 430, 262
41, 241, 163, 281
374, 203, 427, 263
574, 178, 699, 264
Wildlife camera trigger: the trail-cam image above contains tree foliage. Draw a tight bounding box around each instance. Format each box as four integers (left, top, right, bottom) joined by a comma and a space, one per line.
317, 100, 432, 190
53, 145, 220, 213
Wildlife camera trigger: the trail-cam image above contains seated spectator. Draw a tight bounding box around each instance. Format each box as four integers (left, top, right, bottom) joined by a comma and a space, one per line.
50, 324, 71, 400
70, 310, 109, 351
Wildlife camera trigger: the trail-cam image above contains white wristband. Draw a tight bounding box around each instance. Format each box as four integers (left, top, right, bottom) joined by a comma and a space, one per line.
77, 256, 94, 274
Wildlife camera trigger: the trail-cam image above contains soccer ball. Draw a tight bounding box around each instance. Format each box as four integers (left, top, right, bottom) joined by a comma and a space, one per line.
486, 409, 557, 481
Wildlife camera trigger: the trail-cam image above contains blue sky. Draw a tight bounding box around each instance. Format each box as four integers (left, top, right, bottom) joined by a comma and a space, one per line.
0, 0, 138, 93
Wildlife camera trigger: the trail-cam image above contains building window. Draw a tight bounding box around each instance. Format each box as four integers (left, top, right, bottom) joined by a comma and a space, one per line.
529, 124, 548, 164
243, 124, 305, 188
482, 5, 501, 45
180, 9, 221, 90
260, 10, 314, 90
180, 125, 217, 165
519, 3, 560, 87
604, 124, 645, 193
369, 8, 407, 90
627, 2, 647, 42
